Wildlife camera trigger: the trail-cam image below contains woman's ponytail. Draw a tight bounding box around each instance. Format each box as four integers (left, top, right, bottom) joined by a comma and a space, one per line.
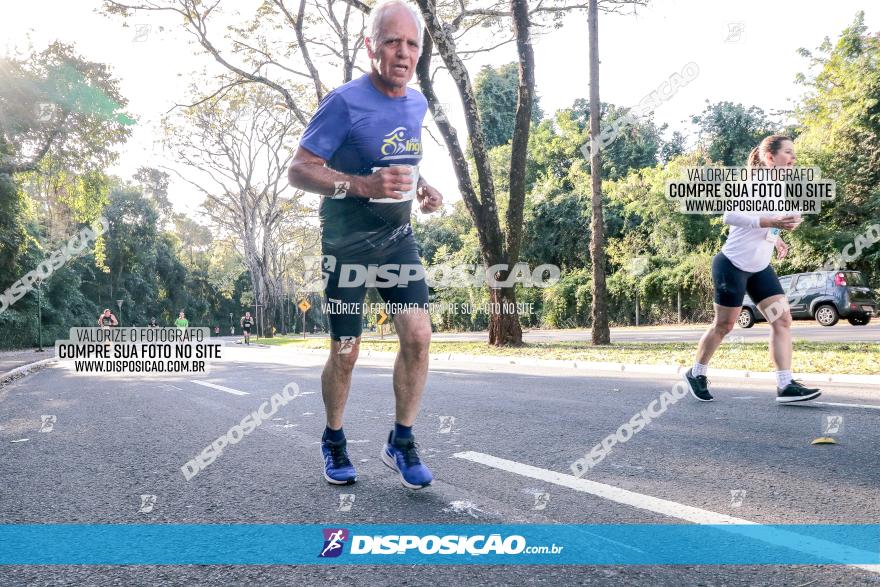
747, 146, 762, 168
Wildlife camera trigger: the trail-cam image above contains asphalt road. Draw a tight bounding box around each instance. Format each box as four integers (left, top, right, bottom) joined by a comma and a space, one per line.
427, 321, 880, 343
2, 346, 879, 586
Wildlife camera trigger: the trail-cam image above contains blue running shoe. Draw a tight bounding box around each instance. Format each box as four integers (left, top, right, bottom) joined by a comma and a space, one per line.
381, 431, 433, 489
322, 438, 357, 485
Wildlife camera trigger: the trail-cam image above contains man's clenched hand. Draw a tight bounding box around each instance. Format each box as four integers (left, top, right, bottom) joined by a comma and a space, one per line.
418, 183, 443, 213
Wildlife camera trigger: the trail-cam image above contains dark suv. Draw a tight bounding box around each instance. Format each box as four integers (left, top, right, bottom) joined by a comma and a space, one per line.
738, 271, 877, 327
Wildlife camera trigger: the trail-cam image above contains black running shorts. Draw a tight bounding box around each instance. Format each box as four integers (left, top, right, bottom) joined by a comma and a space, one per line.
323, 226, 429, 341
712, 252, 784, 307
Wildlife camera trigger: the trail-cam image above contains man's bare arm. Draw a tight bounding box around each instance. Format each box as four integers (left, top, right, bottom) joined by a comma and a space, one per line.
287, 146, 410, 200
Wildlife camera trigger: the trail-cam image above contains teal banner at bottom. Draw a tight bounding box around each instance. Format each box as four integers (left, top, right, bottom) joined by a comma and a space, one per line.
0, 524, 878, 565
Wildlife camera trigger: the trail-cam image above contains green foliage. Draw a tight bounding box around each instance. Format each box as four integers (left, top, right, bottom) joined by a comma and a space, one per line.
134, 167, 173, 221
660, 131, 686, 164
474, 63, 543, 149
430, 285, 491, 332
541, 268, 591, 328
527, 101, 665, 186
521, 172, 591, 270
0, 42, 133, 175
0, 171, 27, 276
589, 103, 664, 181
793, 11, 880, 285
412, 203, 470, 265
1, 174, 249, 347
604, 153, 723, 262
691, 100, 775, 166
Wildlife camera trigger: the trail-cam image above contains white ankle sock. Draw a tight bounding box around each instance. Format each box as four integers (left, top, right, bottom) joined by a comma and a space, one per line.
776, 370, 793, 388
692, 363, 708, 377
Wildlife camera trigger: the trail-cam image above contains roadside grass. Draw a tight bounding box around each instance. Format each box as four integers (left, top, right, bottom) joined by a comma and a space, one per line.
257, 336, 878, 375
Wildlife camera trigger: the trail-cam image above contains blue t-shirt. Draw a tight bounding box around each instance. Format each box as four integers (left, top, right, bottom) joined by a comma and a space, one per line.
299, 74, 427, 256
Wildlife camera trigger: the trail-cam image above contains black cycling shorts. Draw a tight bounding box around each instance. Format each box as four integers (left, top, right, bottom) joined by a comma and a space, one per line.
323, 227, 429, 340
712, 252, 784, 307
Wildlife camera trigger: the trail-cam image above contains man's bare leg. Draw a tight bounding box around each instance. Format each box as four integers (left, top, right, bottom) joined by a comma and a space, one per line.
320, 336, 360, 485
381, 308, 434, 489
391, 309, 431, 426
322, 337, 360, 430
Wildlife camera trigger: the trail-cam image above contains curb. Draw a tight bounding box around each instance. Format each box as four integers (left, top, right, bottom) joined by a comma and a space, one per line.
290, 348, 880, 385
0, 357, 58, 383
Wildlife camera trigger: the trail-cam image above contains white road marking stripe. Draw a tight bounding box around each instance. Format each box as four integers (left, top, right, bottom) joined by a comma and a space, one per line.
455, 451, 750, 524
192, 381, 249, 396
814, 401, 880, 411
453, 451, 880, 573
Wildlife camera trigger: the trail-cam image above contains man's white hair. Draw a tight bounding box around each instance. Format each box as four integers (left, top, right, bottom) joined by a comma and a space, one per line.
368, 0, 425, 57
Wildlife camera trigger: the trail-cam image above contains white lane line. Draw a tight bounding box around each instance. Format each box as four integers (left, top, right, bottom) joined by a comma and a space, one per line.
455, 451, 749, 524
814, 401, 880, 411
192, 381, 249, 396
453, 451, 880, 573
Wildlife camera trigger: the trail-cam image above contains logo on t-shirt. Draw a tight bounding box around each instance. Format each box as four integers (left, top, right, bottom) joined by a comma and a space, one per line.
380, 126, 422, 157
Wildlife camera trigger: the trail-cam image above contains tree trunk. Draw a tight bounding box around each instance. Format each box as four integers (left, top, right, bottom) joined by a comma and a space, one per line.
588, 0, 610, 345
262, 274, 277, 338
488, 286, 522, 346
415, 0, 538, 347
489, 0, 535, 347
256, 265, 275, 338
261, 292, 275, 337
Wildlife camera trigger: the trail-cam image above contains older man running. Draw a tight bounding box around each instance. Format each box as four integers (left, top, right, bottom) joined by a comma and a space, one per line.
288, 0, 443, 489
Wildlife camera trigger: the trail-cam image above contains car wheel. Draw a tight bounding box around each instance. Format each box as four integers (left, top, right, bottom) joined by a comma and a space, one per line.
814, 304, 839, 327
847, 316, 871, 326
737, 308, 755, 328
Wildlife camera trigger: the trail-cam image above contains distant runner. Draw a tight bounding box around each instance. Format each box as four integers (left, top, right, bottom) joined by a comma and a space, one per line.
240, 312, 254, 345
96, 309, 118, 328
174, 311, 189, 330
96, 308, 118, 354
